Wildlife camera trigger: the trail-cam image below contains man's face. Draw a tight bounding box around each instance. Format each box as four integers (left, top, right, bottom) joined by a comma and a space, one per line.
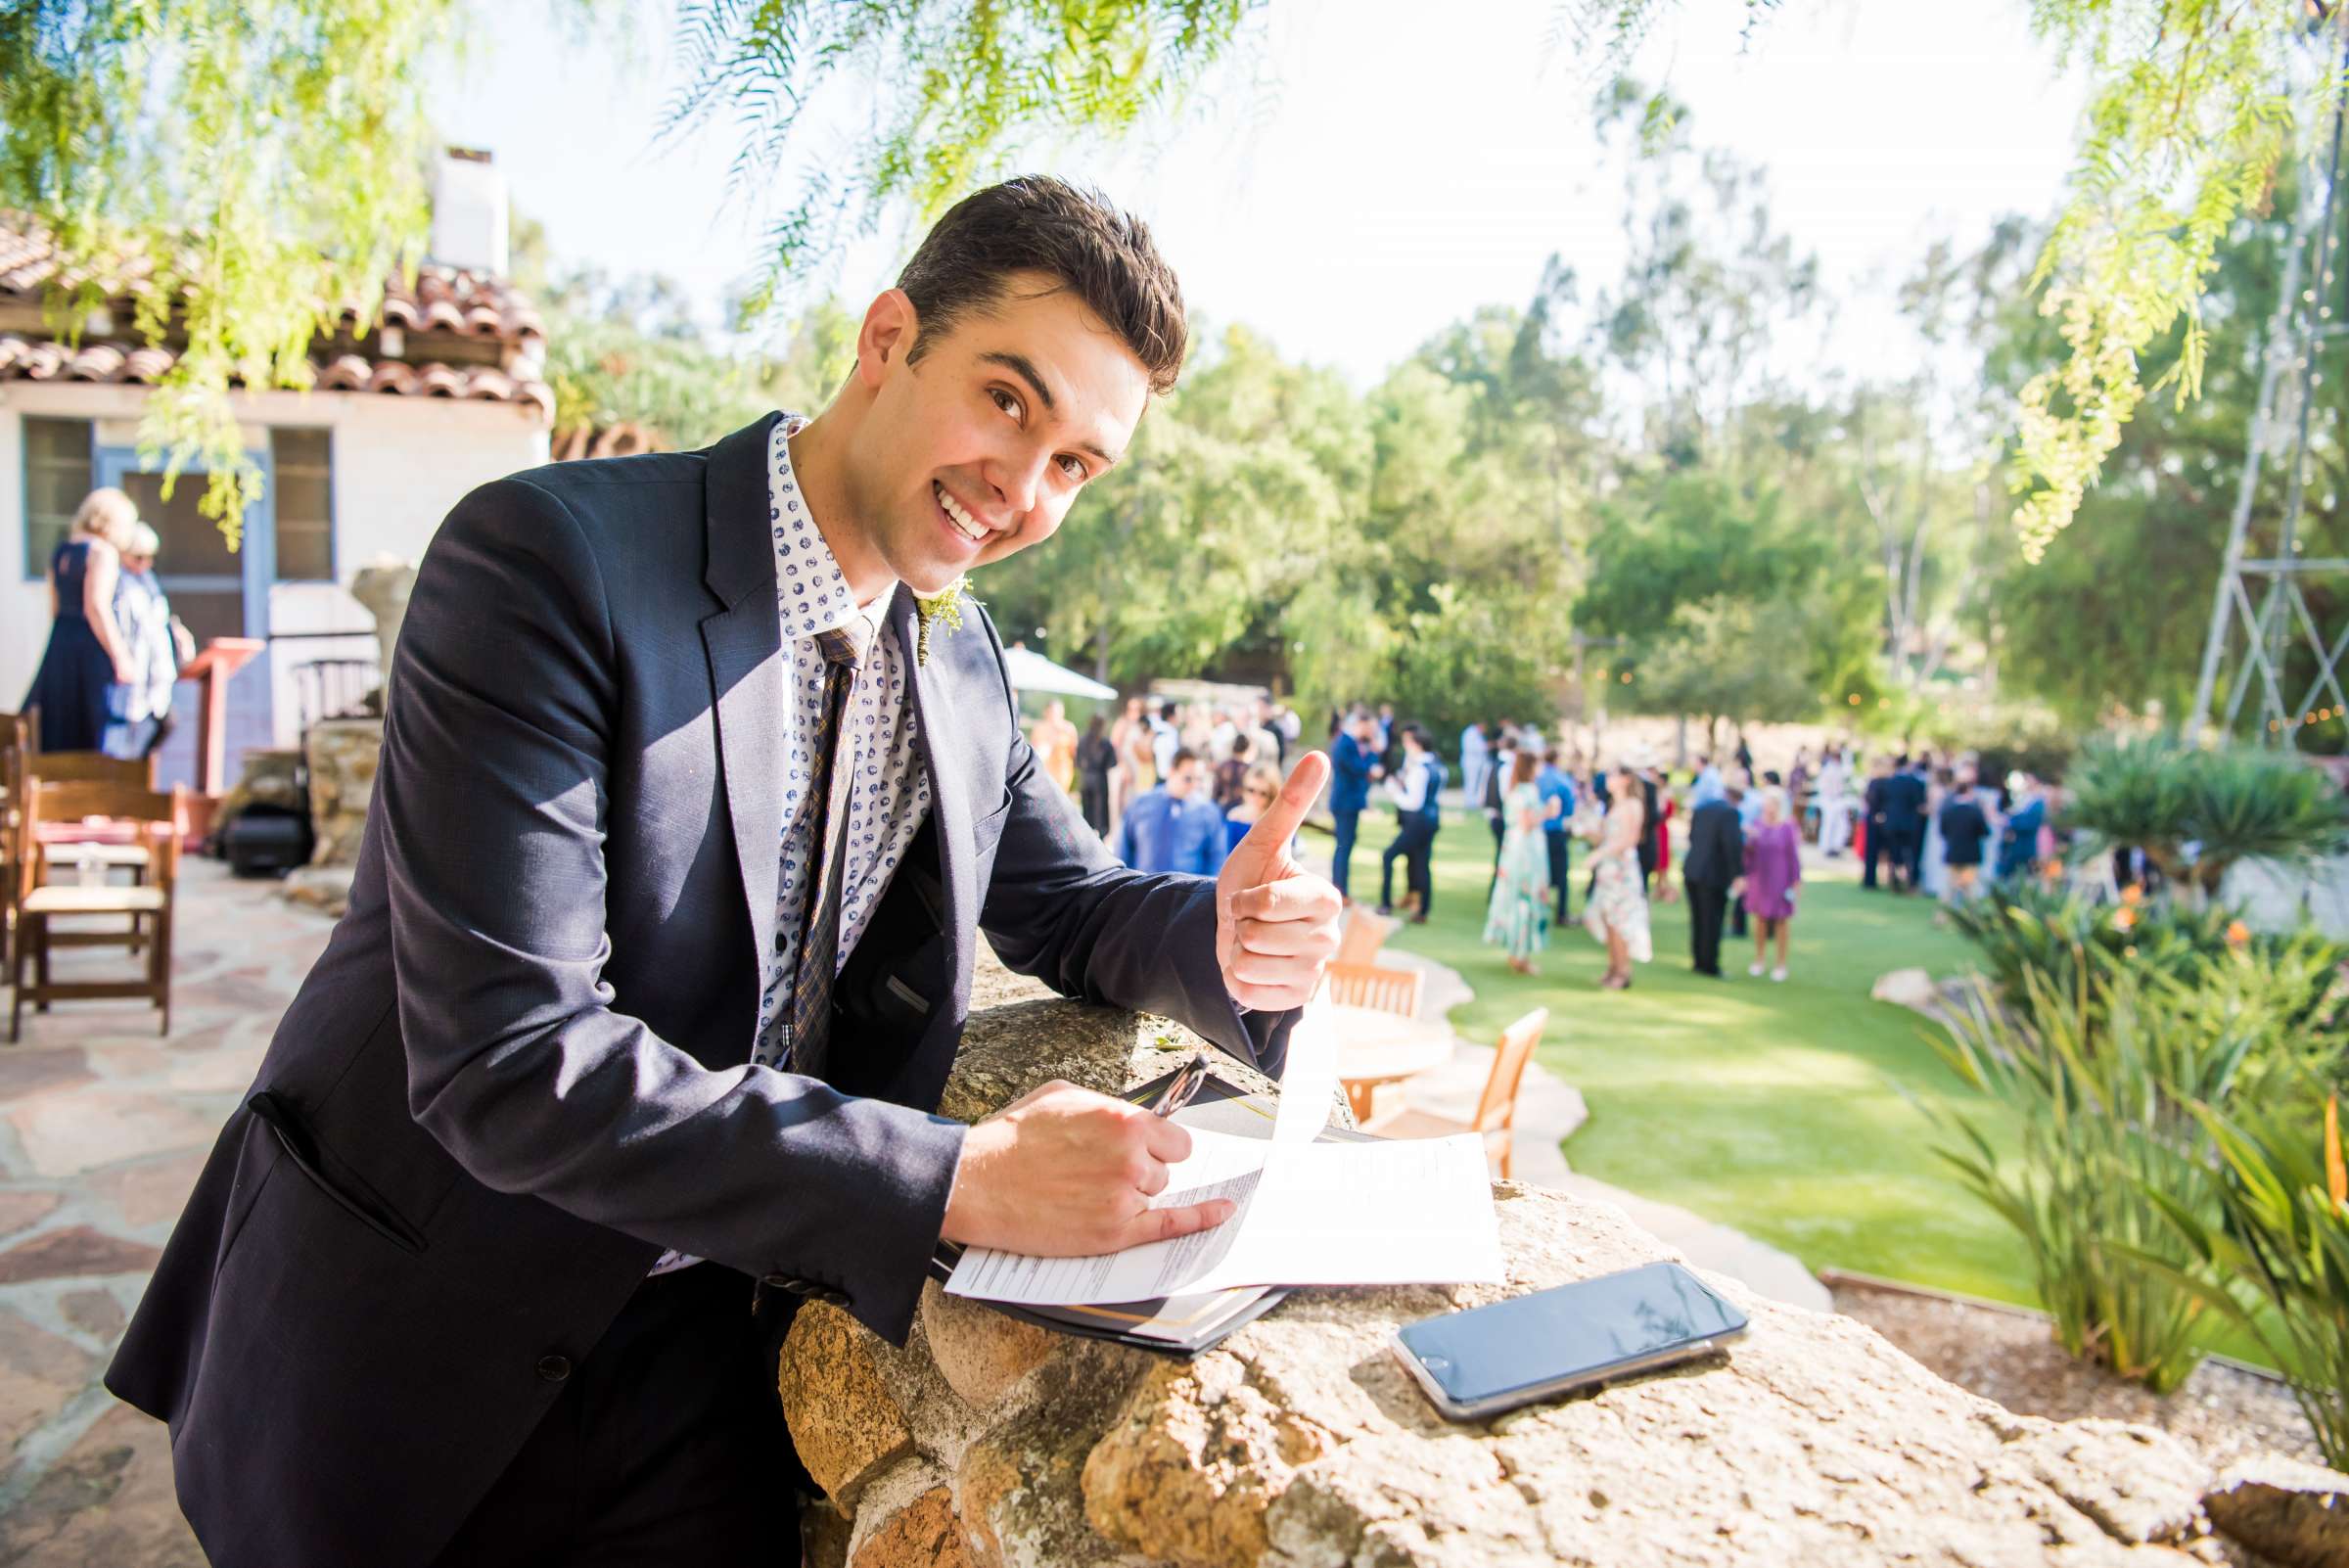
842, 272, 1151, 596
1167, 761, 1200, 799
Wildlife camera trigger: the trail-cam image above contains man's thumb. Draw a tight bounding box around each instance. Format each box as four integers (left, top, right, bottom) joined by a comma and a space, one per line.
1238, 752, 1330, 858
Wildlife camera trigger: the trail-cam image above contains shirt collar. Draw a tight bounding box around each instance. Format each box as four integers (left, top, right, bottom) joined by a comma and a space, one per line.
768, 413, 898, 646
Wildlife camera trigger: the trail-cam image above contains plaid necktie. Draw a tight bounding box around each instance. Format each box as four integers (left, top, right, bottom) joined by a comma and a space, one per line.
785, 624, 863, 1079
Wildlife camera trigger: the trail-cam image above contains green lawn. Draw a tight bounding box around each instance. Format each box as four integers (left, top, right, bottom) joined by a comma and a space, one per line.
1359, 811, 2038, 1307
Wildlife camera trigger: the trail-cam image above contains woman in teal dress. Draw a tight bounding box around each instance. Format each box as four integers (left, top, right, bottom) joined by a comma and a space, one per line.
1483, 751, 1552, 974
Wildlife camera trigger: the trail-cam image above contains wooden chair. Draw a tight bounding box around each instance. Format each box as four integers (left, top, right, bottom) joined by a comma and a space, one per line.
1324, 960, 1424, 1019
1334, 906, 1398, 968
23, 750, 157, 953
1362, 1007, 1549, 1179
10, 778, 185, 1040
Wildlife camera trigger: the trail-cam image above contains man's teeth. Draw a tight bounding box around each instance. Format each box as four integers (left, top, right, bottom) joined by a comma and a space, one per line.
937, 484, 985, 541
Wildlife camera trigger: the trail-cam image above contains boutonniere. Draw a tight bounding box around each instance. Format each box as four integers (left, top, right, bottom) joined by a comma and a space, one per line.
912, 576, 979, 668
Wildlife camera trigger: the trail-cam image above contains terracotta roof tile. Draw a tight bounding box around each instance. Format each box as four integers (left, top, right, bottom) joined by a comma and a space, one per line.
0, 214, 545, 350
0, 331, 553, 421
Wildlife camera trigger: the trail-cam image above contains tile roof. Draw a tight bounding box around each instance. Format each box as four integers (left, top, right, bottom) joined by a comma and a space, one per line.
0, 332, 553, 419
0, 214, 551, 420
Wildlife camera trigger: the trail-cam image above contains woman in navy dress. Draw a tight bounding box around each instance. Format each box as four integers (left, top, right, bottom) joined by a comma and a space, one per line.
23, 487, 139, 753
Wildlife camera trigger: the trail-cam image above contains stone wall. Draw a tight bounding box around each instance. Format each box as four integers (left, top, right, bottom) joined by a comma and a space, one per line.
779, 973, 2349, 1567
304, 716, 382, 868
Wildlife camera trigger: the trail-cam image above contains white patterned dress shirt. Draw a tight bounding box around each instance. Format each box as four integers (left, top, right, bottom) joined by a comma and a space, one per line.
649, 414, 934, 1276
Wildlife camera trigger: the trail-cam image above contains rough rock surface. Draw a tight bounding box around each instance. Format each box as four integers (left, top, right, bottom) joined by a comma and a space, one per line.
2203, 1457, 2349, 1568
781, 953, 2344, 1566
209, 747, 301, 838
304, 716, 382, 867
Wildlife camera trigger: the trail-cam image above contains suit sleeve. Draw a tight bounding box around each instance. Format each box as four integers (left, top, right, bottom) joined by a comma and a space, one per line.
381, 478, 962, 1344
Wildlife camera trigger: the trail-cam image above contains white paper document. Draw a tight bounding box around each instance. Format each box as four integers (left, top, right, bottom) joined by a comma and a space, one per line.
944, 1127, 1502, 1307
1270, 999, 1339, 1144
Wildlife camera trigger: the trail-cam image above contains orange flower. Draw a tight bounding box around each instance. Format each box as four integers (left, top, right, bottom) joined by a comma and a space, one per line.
2114, 906, 2137, 932
2042, 860, 2062, 883
2227, 920, 2252, 948
2121, 884, 2143, 906
2327, 1096, 2345, 1214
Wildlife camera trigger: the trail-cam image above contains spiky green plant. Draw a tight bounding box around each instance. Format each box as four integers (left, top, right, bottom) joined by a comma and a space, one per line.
2126, 1090, 2349, 1467
2062, 734, 2349, 904
1921, 960, 2256, 1392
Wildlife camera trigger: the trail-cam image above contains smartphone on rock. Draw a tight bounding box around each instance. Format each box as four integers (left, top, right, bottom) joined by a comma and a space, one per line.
1391, 1261, 1748, 1421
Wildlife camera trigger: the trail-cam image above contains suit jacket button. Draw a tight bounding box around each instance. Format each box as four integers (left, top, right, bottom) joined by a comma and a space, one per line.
535, 1355, 572, 1383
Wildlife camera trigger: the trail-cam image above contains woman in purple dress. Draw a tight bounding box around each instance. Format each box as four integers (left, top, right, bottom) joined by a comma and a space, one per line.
1734, 786, 1802, 982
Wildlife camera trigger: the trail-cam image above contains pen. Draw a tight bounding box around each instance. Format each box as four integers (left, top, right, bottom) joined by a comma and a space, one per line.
1150, 1049, 1208, 1119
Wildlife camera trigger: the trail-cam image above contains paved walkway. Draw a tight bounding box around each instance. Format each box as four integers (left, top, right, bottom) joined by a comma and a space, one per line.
0, 859, 325, 1565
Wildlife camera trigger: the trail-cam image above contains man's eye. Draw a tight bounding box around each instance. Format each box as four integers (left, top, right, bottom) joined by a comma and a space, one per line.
990, 388, 1022, 419
1057, 454, 1087, 482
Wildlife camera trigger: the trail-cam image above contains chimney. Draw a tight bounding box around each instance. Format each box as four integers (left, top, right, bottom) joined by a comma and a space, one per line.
430, 147, 509, 277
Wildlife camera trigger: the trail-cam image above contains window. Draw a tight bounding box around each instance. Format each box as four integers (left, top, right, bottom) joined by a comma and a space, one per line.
21, 417, 93, 579
272, 427, 334, 580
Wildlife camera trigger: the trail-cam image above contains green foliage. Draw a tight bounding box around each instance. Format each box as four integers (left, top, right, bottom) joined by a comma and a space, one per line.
1566, 1, 2341, 559
2062, 734, 2349, 900
2137, 1089, 2349, 1467
663, 0, 1265, 318
1923, 962, 2252, 1392
0, 0, 463, 543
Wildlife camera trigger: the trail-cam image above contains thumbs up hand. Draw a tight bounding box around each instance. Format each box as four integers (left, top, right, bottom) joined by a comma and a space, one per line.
1216, 751, 1344, 1012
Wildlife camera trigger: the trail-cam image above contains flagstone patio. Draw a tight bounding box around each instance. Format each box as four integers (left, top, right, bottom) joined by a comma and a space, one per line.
0, 858, 324, 1566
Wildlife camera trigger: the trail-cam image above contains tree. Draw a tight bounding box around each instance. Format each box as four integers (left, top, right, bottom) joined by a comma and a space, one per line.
0, 0, 1260, 539
1569, 1, 2349, 558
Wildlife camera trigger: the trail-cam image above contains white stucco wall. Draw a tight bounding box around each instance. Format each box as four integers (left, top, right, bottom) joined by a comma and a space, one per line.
1, 380, 548, 738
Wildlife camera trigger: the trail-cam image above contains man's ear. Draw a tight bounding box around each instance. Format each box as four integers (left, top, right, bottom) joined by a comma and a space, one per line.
855, 289, 919, 391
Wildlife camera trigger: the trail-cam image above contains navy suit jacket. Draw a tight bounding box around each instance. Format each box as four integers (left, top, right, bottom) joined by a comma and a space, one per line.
105, 414, 1297, 1568
1329, 731, 1373, 813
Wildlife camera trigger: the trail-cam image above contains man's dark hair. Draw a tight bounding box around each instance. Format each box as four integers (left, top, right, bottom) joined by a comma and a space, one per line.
897, 175, 1188, 393
1403, 723, 1430, 749
1170, 747, 1200, 770
1231, 733, 1252, 757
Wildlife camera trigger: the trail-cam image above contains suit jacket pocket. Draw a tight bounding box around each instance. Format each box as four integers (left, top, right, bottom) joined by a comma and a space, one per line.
246, 1090, 428, 1255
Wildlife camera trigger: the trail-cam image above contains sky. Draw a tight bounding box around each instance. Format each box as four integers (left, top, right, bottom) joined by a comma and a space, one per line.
428, 0, 2090, 388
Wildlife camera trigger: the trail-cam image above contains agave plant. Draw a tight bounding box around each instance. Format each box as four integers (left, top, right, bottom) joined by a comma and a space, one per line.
2063, 733, 2349, 905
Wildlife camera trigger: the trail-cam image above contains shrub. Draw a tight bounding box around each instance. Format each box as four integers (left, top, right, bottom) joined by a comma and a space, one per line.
1923, 961, 2253, 1393
2062, 734, 2349, 903
2132, 1089, 2349, 1468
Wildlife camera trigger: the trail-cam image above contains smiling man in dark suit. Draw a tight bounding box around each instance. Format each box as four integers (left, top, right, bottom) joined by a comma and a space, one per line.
106, 177, 1342, 1568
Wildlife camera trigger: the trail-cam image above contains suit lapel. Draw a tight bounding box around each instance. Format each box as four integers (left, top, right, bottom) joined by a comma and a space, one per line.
700, 414, 788, 972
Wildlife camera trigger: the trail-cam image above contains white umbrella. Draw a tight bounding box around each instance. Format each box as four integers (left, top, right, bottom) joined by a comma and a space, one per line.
1001, 644, 1117, 700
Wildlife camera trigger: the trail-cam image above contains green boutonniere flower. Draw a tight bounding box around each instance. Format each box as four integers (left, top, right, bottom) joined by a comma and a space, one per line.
913, 576, 978, 667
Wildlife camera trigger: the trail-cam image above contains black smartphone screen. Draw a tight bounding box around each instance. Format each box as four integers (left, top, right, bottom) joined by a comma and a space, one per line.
1397, 1261, 1746, 1407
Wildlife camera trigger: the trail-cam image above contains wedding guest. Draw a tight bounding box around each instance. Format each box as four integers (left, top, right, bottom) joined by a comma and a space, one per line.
1076, 714, 1118, 837
1328, 707, 1377, 902
1112, 748, 1229, 875
1212, 731, 1254, 810
1031, 699, 1080, 795
104, 521, 191, 761
1377, 724, 1445, 922
1537, 747, 1576, 924
1484, 750, 1551, 975
1937, 768, 1992, 901
1737, 787, 1802, 982
1682, 779, 1744, 977
1583, 753, 1652, 990
1460, 719, 1493, 813
23, 486, 139, 752
1224, 761, 1288, 859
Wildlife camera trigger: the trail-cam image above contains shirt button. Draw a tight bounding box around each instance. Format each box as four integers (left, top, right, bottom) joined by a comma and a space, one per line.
776, 932, 788, 952
535, 1355, 572, 1383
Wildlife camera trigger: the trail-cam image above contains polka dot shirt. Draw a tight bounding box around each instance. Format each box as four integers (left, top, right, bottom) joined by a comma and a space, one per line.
751, 414, 933, 1069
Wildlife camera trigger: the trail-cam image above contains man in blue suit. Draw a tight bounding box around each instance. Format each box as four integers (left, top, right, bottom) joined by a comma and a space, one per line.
1114, 749, 1230, 875
1328, 707, 1377, 902
1537, 748, 1577, 922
